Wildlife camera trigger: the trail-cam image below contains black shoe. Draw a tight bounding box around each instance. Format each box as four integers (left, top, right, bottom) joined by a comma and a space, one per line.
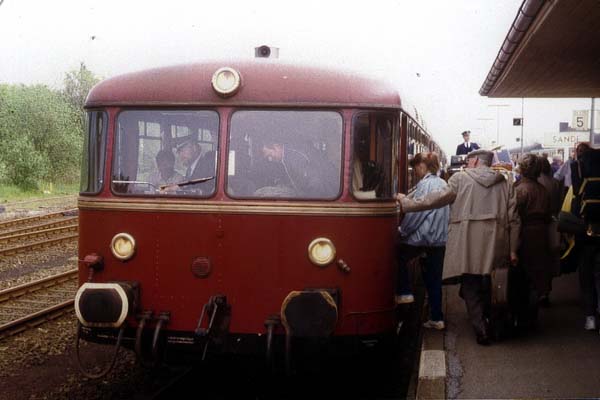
476, 333, 491, 346
538, 295, 550, 308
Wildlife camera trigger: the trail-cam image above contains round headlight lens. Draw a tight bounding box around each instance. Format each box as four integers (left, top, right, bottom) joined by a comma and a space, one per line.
211, 67, 241, 97
111, 233, 136, 261
308, 238, 336, 266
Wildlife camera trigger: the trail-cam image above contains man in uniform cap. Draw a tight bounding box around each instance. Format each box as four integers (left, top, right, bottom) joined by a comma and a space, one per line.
456, 130, 480, 155
167, 135, 216, 194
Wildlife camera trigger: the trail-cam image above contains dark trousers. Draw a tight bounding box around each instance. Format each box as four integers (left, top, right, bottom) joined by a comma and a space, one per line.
578, 244, 600, 316
459, 274, 491, 336
396, 243, 423, 296
397, 243, 445, 321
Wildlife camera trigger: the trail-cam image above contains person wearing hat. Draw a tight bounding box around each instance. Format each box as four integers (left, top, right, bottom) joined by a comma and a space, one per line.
167, 136, 216, 194
456, 131, 480, 155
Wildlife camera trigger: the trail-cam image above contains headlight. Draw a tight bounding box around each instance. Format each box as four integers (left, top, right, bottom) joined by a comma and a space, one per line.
211, 67, 241, 97
110, 233, 136, 261
308, 238, 336, 266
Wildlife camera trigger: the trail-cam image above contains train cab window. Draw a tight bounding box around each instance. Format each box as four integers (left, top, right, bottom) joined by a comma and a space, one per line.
111, 110, 219, 197
80, 111, 107, 194
227, 110, 343, 199
352, 113, 396, 200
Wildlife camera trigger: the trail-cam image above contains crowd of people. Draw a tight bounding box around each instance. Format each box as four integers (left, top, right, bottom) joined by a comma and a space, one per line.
395, 141, 600, 346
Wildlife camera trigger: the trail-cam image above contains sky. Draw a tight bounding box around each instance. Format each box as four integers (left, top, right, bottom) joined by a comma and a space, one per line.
0, 0, 594, 156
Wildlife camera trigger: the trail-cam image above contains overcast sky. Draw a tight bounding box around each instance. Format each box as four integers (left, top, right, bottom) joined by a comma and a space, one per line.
0, 0, 593, 155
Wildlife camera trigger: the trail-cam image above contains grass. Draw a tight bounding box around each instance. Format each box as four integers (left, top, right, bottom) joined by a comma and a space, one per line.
0, 182, 79, 203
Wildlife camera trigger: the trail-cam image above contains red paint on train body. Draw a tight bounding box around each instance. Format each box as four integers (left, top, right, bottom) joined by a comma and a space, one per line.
75, 61, 442, 360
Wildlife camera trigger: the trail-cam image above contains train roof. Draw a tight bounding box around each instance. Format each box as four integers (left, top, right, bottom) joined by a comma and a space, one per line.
85, 62, 402, 109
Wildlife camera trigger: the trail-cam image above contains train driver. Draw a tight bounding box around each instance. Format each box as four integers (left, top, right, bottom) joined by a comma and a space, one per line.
162, 136, 216, 194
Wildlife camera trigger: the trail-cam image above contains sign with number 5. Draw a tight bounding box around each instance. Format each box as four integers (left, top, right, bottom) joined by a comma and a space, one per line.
572, 110, 589, 131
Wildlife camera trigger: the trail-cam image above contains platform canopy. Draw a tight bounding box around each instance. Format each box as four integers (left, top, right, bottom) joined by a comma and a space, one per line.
480, 0, 600, 98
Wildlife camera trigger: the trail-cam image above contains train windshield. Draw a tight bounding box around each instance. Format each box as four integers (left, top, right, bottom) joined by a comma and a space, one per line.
80, 111, 107, 194
111, 110, 219, 197
227, 110, 343, 199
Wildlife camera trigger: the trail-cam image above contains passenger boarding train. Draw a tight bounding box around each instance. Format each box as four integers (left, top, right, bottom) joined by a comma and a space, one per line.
74, 61, 445, 376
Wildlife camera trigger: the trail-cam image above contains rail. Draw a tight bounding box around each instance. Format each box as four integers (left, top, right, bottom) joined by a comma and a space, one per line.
0, 216, 78, 238
0, 224, 78, 247
0, 208, 78, 231
0, 270, 78, 340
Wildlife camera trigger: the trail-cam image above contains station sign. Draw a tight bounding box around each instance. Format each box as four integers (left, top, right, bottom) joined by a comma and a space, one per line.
543, 131, 590, 148
572, 110, 589, 131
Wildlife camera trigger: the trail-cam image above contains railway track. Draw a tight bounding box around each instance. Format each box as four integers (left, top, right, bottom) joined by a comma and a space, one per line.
0, 269, 78, 340
0, 210, 79, 257
0, 208, 78, 232
0, 216, 78, 238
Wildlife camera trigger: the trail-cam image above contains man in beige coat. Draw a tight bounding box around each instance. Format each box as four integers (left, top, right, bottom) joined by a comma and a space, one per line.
396, 150, 520, 345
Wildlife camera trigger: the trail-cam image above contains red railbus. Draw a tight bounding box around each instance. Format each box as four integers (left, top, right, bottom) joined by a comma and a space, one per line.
74, 62, 439, 375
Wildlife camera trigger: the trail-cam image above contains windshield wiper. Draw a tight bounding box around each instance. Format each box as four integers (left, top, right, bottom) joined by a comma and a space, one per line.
160, 176, 215, 190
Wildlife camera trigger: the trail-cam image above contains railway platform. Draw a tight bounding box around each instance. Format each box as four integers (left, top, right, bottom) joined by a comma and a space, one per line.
418, 272, 600, 399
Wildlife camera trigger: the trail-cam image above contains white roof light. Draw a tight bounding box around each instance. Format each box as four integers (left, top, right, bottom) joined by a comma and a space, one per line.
211, 67, 241, 97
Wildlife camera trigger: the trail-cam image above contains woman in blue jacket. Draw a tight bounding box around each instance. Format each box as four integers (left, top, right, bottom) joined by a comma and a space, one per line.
395, 152, 450, 330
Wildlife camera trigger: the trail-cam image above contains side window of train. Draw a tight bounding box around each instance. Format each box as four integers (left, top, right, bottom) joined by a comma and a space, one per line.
80, 111, 107, 194
351, 112, 396, 200
407, 123, 417, 190
227, 110, 343, 200
111, 110, 219, 197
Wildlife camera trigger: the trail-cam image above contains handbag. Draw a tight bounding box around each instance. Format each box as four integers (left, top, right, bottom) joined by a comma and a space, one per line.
491, 263, 510, 309
548, 218, 561, 252
557, 211, 586, 235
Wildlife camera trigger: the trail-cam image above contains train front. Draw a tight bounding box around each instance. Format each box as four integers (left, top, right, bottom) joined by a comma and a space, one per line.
74, 63, 402, 371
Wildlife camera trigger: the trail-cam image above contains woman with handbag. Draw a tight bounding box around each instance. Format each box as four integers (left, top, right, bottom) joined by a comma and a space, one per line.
395, 152, 449, 330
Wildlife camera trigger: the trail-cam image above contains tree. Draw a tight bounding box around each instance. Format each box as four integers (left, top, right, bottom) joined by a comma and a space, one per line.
0, 64, 99, 190
63, 62, 100, 129
0, 84, 82, 188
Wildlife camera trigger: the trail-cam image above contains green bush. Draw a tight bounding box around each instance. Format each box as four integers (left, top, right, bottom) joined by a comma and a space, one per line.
0, 83, 84, 189
1, 134, 48, 189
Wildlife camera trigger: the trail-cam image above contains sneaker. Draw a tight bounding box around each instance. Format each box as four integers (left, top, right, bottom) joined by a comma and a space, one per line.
395, 294, 414, 304
584, 316, 597, 330
423, 320, 445, 330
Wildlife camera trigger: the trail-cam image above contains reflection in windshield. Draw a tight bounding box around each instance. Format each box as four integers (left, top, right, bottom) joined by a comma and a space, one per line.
112, 110, 219, 197
227, 110, 343, 199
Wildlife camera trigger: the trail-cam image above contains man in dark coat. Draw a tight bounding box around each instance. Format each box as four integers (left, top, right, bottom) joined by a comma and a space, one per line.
170, 137, 216, 195
258, 139, 338, 198
456, 131, 480, 155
